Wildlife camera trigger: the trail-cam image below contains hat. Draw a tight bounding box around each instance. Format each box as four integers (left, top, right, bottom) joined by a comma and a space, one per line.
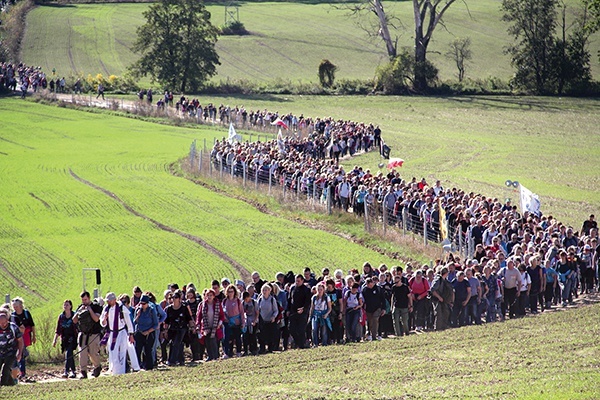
235, 279, 245, 288
0, 312, 8, 319
221, 277, 231, 284
140, 295, 150, 304
105, 292, 116, 301
584, 244, 592, 250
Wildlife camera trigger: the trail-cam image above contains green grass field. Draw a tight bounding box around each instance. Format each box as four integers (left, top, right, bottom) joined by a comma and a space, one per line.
7, 299, 600, 399
20, 1, 600, 84
0, 98, 394, 318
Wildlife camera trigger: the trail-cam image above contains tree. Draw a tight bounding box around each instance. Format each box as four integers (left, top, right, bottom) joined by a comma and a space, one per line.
130, 0, 220, 93
318, 60, 338, 88
583, 0, 600, 32
413, 0, 459, 91
446, 37, 472, 82
342, 0, 400, 58
374, 47, 438, 94
502, 0, 593, 94
502, 0, 558, 94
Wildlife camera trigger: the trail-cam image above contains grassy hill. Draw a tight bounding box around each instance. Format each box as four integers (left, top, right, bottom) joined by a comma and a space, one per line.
20, 1, 600, 84
0, 97, 395, 317
185, 93, 600, 228
7, 299, 600, 399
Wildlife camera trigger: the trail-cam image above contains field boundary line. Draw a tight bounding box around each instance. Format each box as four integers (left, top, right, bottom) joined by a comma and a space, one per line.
0, 258, 46, 300
68, 168, 251, 281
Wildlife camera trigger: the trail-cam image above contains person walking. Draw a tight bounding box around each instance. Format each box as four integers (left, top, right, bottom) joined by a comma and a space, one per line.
10, 297, 35, 380
73, 291, 103, 379
0, 309, 23, 386
361, 278, 386, 341
164, 291, 193, 366
288, 274, 312, 349
52, 300, 78, 378
96, 83, 105, 100
391, 274, 412, 336
134, 295, 158, 370
430, 266, 454, 331
196, 289, 224, 361
498, 258, 522, 319
100, 292, 135, 375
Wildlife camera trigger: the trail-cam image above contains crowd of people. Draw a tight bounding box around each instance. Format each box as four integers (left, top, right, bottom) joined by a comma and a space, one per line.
0, 209, 598, 384
0, 63, 72, 97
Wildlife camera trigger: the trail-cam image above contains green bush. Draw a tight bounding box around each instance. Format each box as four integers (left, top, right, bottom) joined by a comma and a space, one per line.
219, 20, 249, 36
318, 59, 337, 88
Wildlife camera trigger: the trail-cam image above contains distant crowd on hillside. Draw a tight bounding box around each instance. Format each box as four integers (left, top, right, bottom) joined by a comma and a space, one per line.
0, 63, 73, 98
1, 208, 597, 384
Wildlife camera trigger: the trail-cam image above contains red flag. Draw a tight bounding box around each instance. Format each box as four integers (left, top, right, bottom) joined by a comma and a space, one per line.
387, 158, 404, 169
271, 117, 288, 130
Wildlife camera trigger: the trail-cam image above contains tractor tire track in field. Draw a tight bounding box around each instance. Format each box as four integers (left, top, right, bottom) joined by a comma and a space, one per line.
0, 136, 35, 150
29, 192, 51, 209
169, 163, 416, 265
68, 169, 251, 282
66, 18, 78, 73
0, 152, 7, 156
0, 258, 46, 300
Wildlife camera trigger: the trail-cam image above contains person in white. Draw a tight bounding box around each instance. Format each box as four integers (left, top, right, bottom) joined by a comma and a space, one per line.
100, 292, 135, 375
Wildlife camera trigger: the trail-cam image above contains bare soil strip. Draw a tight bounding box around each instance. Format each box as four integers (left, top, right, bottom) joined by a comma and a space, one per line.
68, 168, 251, 281
29, 192, 51, 208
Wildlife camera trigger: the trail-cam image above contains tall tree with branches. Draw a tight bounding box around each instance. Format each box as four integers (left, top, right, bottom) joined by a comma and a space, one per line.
131, 0, 220, 93
413, 0, 459, 90
343, 0, 400, 58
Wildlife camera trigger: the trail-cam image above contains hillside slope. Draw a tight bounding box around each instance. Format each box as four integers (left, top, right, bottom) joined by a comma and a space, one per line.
20, 1, 600, 83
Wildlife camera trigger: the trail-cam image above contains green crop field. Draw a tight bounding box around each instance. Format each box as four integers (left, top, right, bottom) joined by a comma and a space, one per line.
0, 98, 394, 320
20, 1, 600, 84
7, 297, 600, 398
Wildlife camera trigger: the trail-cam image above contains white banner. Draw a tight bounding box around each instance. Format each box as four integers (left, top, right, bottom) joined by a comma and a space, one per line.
519, 184, 541, 216
227, 122, 241, 144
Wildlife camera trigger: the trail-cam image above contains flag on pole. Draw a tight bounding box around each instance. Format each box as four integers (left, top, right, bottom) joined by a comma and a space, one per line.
271, 117, 288, 130
228, 122, 242, 144
277, 128, 285, 154
438, 198, 448, 241
387, 158, 404, 169
519, 184, 541, 216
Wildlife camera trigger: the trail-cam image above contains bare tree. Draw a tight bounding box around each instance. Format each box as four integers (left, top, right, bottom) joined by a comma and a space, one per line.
413, 0, 460, 90
446, 37, 472, 82
342, 0, 401, 58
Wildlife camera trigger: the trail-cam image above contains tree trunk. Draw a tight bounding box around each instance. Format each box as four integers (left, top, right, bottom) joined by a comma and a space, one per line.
372, 0, 396, 58
414, 38, 428, 91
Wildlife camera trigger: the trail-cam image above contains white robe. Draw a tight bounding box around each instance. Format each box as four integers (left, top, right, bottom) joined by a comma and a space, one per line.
100, 302, 137, 375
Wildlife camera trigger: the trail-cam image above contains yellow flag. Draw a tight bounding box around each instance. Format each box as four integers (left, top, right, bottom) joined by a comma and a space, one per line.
439, 198, 448, 241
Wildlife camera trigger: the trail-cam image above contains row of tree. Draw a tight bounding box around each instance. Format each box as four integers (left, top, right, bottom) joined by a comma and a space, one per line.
130, 0, 600, 95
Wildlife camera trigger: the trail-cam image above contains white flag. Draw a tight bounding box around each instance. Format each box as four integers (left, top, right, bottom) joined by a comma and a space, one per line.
228, 122, 241, 144
519, 184, 541, 216
277, 128, 285, 154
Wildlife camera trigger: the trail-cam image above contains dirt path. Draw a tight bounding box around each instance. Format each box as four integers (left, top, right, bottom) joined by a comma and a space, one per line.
68, 168, 251, 282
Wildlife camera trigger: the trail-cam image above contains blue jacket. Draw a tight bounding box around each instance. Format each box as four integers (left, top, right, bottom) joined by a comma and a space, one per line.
135, 306, 158, 333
